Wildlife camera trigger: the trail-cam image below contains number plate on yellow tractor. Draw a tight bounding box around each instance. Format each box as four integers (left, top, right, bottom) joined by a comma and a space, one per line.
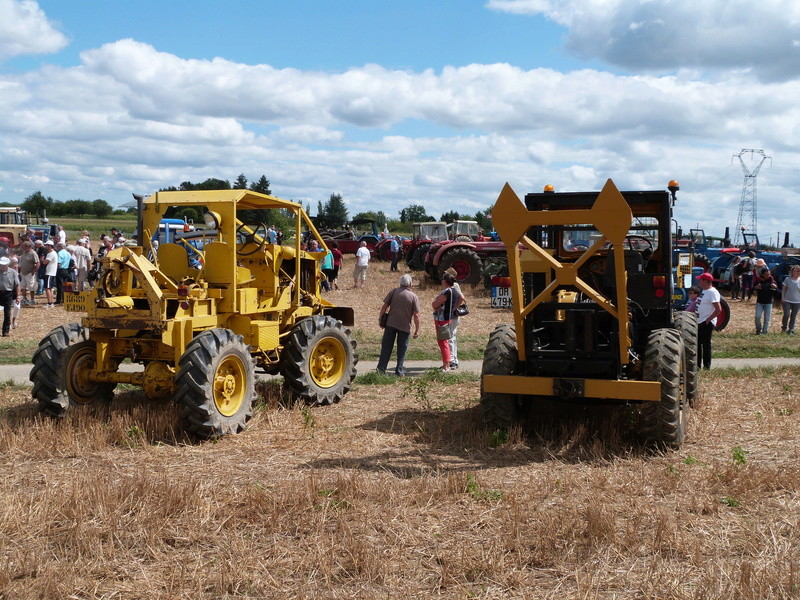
64, 290, 92, 312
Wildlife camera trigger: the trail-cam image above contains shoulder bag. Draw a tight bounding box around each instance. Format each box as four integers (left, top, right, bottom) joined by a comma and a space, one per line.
379, 289, 396, 328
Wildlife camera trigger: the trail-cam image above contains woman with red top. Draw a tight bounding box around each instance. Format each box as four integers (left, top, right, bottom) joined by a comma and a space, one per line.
329, 242, 343, 290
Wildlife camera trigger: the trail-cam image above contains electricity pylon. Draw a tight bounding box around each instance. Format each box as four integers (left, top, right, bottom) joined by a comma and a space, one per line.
733, 149, 770, 246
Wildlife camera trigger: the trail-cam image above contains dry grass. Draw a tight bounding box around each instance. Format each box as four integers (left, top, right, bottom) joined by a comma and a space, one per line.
1, 257, 799, 598
2, 363, 799, 598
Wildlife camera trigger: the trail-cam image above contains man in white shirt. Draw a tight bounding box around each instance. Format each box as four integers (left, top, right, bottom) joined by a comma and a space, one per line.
696, 272, 722, 370
73, 238, 93, 291
42, 240, 59, 308
353, 241, 370, 289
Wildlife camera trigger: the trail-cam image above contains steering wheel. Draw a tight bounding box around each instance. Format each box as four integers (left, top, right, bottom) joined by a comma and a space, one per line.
625, 235, 654, 254
236, 222, 268, 256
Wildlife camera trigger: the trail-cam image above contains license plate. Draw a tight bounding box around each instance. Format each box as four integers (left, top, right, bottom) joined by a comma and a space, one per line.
64, 291, 91, 312
491, 286, 512, 308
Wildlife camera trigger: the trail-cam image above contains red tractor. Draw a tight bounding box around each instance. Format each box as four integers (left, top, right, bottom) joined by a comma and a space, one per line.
405, 222, 448, 270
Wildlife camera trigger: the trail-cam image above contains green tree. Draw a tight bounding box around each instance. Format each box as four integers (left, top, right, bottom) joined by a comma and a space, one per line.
233, 173, 248, 189
399, 204, 431, 223
440, 210, 460, 223
326, 193, 349, 229
63, 199, 92, 215
475, 207, 493, 232
249, 175, 271, 195
21, 191, 53, 217
352, 211, 388, 229
92, 199, 113, 218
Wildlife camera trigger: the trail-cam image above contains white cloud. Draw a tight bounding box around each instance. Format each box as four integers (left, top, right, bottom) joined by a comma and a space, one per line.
487, 0, 800, 81
1, 36, 799, 237
0, 0, 68, 61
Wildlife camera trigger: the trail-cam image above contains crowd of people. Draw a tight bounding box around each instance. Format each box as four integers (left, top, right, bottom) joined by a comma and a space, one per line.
682, 255, 800, 368
0, 227, 130, 336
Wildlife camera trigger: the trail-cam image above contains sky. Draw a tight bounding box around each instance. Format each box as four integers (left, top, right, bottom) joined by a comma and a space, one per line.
2, 0, 800, 245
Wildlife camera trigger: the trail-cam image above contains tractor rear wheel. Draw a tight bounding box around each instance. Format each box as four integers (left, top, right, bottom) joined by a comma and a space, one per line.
438, 248, 482, 285
694, 253, 713, 272
176, 328, 255, 438
480, 324, 520, 431
673, 311, 699, 406
715, 298, 731, 331
31, 323, 116, 417
281, 316, 358, 405
640, 328, 687, 449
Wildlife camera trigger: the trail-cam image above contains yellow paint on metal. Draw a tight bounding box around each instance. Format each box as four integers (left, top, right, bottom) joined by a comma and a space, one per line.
309, 336, 346, 389
483, 374, 661, 402
491, 179, 633, 364
213, 355, 247, 417
65, 345, 101, 404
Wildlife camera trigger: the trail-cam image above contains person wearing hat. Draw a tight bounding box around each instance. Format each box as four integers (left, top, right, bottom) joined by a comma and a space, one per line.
443, 267, 465, 369
0, 255, 21, 336
42, 240, 58, 308
73, 237, 92, 292
431, 270, 465, 371
696, 272, 721, 369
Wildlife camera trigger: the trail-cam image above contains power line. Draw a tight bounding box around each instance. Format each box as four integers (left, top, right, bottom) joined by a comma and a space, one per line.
732, 149, 771, 245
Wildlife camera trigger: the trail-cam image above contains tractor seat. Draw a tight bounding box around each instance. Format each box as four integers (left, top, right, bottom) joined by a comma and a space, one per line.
157, 243, 193, 283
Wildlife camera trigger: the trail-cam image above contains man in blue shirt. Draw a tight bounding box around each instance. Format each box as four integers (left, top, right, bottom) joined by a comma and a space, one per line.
55, 242, 72, 305
390, 235, 401, 272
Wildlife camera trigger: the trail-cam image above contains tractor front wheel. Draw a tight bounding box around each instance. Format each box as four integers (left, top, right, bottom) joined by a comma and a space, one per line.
673, 311, 699, 406
409, 244, 430, 270
31, 323, 116, 417
281, 316, 358, 405
176, 329, 255, 438
640, 328, 687, 450
480, 324, 520, 432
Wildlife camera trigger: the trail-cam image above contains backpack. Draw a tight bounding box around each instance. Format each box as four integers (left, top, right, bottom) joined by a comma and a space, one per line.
734, 258, 750, 276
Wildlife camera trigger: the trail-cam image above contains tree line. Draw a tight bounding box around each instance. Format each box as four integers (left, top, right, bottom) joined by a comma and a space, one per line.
12, 174, 495, 233
17, 191, 116, 218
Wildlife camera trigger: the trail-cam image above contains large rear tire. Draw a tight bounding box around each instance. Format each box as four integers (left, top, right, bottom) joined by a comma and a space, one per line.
714, 298, 731, 331
640, 328, 687, 449
176, 328, 255, 438
438, 248, 482, 285
673, 311, 699, 406
280, 316, 358, 405
31, 323, 116, 417
480, 324, 520, 431
694, 253, 713, 272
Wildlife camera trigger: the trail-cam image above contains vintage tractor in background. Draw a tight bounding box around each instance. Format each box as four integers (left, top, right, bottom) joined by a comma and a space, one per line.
481, 179, 696, 449
405, 221, 448, 270
30, 190, 358, 438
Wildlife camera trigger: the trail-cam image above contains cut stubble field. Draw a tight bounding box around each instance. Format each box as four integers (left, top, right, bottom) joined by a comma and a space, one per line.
1, 256, 798, 599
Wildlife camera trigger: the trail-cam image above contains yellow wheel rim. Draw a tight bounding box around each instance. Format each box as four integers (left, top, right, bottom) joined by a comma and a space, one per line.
213, 355, 246, 417
309, 336, 346, 389
67, 346, 98, 405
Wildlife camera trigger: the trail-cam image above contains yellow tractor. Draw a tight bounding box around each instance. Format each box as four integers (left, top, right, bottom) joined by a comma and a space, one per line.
30, 190, 357, 437
482, 180, 695, 449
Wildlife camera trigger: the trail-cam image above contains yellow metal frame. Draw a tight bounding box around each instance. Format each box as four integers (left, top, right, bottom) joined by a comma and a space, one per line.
65, 189, 344, 387
492, 179, 635, 366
